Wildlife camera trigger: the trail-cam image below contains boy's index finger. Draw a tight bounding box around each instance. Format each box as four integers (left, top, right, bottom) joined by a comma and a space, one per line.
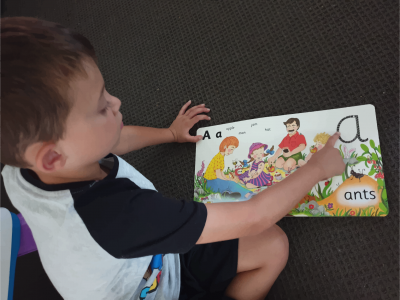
179, 100, 191, 115
326, 132, 341, 147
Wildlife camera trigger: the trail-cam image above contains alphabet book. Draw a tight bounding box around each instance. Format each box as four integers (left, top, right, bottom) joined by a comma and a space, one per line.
194, 104, 388, 217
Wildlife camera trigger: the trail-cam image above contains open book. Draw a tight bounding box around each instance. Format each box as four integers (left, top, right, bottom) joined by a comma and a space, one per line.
194, 104, 388, 217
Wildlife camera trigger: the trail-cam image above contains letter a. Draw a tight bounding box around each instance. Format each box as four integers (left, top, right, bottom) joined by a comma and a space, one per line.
216, 131, 222, 138
203, 130, 211, 140
337, 115, 368, 143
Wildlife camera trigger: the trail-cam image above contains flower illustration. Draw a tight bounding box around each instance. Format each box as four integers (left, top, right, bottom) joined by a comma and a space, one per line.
343, 145, 356, 158
197, 161, 205, 177
309, 204, 314, 209
367, 160, 372, 164
350, 211, 355, 216
325, 181, 330, 186
328, 203, 333, 209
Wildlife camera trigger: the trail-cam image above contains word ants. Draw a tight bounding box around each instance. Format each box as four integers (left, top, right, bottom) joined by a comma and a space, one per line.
344, 190, 376, 200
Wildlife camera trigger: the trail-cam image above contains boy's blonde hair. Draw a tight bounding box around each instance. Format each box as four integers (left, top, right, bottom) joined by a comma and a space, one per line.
313, 132, 331, 144
1, 17, 98, 168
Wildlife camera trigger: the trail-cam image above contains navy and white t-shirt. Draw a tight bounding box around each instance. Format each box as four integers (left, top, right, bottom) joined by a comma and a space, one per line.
2, 153, 207, 300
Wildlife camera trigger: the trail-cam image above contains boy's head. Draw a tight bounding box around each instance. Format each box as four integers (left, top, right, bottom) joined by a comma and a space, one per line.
2, 17, 123, 180
283, 118, 300, 134
313, 132, 331, 149
219, 136, 239, 156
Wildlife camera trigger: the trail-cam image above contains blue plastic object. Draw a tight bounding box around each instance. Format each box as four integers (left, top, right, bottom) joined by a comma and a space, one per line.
1, 209, 21, 300
8, 212, 21, 300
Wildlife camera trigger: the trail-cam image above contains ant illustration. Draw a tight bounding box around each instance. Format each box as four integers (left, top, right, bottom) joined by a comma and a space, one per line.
350, 168, 365, 182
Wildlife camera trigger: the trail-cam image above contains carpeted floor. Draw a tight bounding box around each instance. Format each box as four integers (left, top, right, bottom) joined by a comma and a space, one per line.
2, 1, 399, 299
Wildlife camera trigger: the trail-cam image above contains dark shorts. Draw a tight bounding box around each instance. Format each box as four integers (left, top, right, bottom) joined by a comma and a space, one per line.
179, 239, 239, 300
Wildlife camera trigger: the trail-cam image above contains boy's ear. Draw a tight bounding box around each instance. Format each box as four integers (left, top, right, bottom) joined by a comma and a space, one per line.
35, 143, 66, 173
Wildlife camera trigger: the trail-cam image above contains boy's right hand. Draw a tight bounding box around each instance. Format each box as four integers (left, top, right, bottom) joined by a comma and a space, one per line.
307, 132, 345, 181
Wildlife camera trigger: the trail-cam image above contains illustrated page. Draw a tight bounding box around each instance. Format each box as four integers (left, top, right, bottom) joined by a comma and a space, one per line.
194, 104, 388, 217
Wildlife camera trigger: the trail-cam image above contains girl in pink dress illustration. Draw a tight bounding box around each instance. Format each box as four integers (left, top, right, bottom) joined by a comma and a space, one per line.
238, 143, 273, 188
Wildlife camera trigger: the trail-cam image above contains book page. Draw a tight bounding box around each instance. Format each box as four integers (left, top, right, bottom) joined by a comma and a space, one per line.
194, 104, 388, 217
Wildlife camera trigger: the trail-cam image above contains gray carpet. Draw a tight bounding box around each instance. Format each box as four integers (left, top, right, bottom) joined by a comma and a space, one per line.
2, 1, 399, 299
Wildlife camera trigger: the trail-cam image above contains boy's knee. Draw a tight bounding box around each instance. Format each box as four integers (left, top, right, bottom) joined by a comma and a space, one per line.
276, 226, 289, 261
265, 225, 289, 267
285, 159, 294, 166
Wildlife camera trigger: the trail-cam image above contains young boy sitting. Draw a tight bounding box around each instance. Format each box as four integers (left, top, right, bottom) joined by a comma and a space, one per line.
1, 17, 345, 300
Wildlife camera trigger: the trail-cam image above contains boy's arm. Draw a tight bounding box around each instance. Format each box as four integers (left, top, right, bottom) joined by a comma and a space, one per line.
305, 152, 313, 162
196, 132, 344, 244
216, 169, 230, 180
268, 148, 282, 164
285, 143, 306, 156
112, 101, 210, 156
111, 126, 175, 156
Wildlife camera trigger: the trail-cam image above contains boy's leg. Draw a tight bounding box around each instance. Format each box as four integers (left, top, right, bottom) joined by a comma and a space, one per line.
275, 157, 285, 168
224, 224, 289, 300
206, 178, 229, 194
297, 159, 307, 167
283, 158, 296, 171
245, 182, 258, 189
226, 181, 252, 200
297, 159, 306, 167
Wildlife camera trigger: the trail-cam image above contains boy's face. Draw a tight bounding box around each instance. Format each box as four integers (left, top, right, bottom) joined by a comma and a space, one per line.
223, 145, 236, 156
24, 58, 123, 179
285, 121, 298, 134
315, 141, 325, 150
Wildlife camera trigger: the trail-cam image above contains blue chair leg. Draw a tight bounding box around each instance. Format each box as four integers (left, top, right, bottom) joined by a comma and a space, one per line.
8, 212, 21, 300
1, 208, 21, 300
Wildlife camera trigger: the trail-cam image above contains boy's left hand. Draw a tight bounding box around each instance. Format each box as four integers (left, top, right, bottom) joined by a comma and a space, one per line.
169, 100, 211, 143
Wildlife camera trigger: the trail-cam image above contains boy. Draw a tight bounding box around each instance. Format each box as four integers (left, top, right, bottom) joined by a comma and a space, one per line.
1, 17, 345, 300
203, 136, 253, 200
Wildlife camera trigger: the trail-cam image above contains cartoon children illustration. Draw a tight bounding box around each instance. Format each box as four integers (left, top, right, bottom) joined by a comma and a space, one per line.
238, 143, 273, 188
268, 118, 307, 171
204, 136, 253, 200
298, 132, 331, 166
